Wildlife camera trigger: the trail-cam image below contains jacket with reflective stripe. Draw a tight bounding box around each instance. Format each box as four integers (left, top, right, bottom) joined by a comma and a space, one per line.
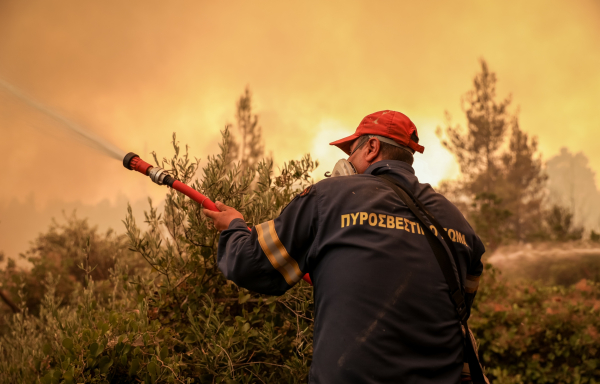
217, 160, 485, 384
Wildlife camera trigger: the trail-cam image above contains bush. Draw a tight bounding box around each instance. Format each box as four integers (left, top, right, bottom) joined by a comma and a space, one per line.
544, 205, 584, 242
0, 129, 318, 383
473, 265, 600, 383
1, 130, 599, 383
0, 213, 140, 318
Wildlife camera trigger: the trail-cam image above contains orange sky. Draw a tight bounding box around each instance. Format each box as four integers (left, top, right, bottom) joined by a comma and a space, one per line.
1, 0, 599, 257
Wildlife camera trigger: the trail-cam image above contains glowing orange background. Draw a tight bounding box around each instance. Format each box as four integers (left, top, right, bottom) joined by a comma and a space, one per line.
1, 0, 599, 258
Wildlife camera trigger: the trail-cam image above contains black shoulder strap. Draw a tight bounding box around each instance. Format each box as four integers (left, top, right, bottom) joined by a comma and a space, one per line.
376, 174, 487, 384
379, 175, 465, 287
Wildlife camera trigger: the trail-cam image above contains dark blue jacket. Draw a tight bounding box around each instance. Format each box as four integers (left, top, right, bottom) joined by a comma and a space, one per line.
218, 160, 485, 384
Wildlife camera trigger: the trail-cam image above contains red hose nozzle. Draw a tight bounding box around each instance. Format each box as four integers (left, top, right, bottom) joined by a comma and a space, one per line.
122, 151, 313, 285
123, 152, 215, 210
123, 152, 153, 175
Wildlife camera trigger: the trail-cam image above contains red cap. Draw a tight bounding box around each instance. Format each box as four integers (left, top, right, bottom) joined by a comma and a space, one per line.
329, 110, 424, 155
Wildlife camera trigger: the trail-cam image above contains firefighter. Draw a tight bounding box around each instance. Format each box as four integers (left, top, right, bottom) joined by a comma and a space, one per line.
204, 110, 486, 383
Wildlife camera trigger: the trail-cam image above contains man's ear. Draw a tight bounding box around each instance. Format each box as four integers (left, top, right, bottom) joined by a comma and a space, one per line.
364, 138, 381, 162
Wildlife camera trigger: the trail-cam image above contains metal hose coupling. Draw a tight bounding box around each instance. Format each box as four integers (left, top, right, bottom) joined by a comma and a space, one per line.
148, 166, 170, 185
123, 152, 176, 187
122, 151, 313, 286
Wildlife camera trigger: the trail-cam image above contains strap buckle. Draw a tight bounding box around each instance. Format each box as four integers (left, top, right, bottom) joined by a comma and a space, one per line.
452, 289, 468, 323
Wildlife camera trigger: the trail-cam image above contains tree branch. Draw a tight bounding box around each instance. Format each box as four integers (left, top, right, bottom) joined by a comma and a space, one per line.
0, 289, 19, 313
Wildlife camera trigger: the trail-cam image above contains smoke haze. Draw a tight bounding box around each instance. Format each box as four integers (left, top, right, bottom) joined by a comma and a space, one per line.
0, 78, 125, 160
1, 0, 599, 259
547, 148, 600, 231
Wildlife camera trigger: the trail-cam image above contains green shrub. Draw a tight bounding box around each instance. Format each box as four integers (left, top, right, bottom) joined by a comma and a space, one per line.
0, 213, 141, 317
473, 265, 600, 383
0, 129, 317, 383
1, 130, 599, 383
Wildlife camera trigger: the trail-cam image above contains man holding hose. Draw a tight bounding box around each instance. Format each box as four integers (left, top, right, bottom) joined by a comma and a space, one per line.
204, 110, 487, 384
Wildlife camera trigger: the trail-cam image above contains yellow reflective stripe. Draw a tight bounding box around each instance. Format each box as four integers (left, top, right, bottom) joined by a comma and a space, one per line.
268, 221, 303, 280
256, 220, 302, 285
256, 223, 281, 269
464, 274, 480, 293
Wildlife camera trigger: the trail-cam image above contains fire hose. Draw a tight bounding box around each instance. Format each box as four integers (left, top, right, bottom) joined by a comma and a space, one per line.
123, 152, 313, 285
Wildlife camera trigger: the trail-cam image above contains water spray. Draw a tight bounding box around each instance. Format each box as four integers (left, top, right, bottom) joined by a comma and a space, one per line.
0, 77, 125, 160
123, 152, 313, 285
0, 76, 312, 285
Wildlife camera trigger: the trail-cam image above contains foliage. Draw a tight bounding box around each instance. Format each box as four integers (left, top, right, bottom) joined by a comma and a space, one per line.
546, 148, 600, 233
437, 59, 512, 193
470, 193, 513, 251
0, 214, 140, 317
473, 265, 600, 383
0, 128, 318, 383
224, 87, 264, 170
500, 119, 547, 242
2, 127, 600, 382
437, 60, 547, 249
544, 205, 584, 242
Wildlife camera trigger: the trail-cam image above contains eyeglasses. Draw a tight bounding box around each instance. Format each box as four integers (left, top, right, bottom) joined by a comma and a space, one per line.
349, 135, 415, 157
349, 136, 371, 156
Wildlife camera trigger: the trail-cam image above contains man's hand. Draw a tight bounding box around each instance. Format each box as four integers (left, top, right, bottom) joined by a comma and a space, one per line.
203, 201, 245, 231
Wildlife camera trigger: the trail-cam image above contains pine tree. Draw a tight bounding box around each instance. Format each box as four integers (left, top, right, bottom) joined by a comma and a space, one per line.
437, 60, 547, 248
546, 148, 600, 232
500, 118, 547, 241
437, 60, 512, 196
226, 87, 264, 170
223, 123, 239, 166
545, 204, 584, 241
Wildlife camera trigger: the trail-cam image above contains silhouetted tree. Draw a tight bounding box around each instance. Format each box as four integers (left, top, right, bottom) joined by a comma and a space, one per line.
225, 87, 264, 169
546, 148, 600, 232
223, 123, 239, 166
501, 118, 547, 241
437, 60, 547, 248
0, 213, 140, 316
437, 60, 512, 195
545, 204, 583, 241
470, 193, 512, 250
